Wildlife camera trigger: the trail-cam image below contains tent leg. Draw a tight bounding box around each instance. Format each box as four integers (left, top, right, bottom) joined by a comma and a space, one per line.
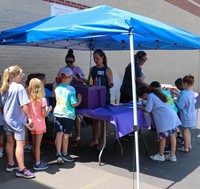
129, 32, 140, 189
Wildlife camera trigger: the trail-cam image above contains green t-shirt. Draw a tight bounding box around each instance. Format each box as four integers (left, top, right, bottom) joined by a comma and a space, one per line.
53, 83, 77, 120
161, 89, 178, 113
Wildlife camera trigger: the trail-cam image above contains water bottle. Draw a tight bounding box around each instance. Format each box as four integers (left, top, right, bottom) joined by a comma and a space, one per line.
94, 76, 98, 86
98, 76, 101, 86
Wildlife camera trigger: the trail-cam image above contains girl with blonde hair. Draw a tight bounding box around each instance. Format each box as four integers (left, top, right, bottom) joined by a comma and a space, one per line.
28, 78, 52, 170
1, 65, 35, 178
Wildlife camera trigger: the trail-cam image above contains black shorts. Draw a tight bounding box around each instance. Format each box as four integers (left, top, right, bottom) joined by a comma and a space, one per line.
54, 117, 74, 134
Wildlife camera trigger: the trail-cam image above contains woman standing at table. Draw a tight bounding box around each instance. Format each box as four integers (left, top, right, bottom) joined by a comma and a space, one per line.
120, 51, 149, 103
57, 49, 86, 142
88, 49, 114, 150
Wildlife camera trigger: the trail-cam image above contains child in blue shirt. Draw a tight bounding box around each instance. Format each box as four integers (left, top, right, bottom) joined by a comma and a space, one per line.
1, 65, 35, 178
137, 86, 181, 162
53, 67, 82, 163
177, 75, 196, 152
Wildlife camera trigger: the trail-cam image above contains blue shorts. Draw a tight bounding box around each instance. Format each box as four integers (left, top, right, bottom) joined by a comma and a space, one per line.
158, 128, 177, 141
54, 117, 74, 134
0, 126, 4, 134
6, 127, 25, 141
181, 126, 195, 130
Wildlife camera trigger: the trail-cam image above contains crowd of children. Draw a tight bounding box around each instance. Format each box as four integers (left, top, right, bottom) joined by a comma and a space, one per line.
137, 75, 197, 162
0, 65, 82, 179
0, 62, 197, 180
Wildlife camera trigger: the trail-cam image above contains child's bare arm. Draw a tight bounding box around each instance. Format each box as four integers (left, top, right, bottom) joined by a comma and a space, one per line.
72, 93, 82, 107
42, 105, 52, 117
22, 104, 34, 128
137, 105, 147, 112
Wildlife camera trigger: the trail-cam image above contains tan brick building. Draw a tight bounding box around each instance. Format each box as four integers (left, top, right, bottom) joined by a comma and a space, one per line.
0, 0, 200, 96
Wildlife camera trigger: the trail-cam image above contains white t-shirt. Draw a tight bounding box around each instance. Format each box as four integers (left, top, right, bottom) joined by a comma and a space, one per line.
145, 93, 181, 133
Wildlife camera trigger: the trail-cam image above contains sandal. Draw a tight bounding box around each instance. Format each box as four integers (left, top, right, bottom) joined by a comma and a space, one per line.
177, 146, 189, 153
72, 136, 81, 142
88, 142, 98, 148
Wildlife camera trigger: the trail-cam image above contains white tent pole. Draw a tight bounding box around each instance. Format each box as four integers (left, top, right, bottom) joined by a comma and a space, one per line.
129, 32, 140, 189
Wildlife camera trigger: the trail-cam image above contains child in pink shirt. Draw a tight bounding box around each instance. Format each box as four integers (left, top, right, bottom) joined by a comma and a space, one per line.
28, 78, 52, 171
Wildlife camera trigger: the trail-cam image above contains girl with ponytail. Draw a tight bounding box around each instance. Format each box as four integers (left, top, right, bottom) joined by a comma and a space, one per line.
137, 83, 181, 162
1, 65, 35, 178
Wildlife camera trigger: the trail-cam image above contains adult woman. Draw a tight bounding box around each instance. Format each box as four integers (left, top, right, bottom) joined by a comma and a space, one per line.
57, 49, 86, 142
65, 49, 87, 85
88, 49, 114, 149
120, 51, 149, 103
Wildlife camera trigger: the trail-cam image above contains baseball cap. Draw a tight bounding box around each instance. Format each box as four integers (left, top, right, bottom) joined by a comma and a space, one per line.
58, 67, 73, 77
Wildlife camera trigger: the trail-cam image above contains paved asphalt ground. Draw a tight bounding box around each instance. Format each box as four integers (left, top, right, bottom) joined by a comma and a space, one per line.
0, 114, 200, 189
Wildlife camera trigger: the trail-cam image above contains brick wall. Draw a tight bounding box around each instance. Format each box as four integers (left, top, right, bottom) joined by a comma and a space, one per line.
43, 0, 90, 9
164, 0, 200, 17
0, 0, 200, 92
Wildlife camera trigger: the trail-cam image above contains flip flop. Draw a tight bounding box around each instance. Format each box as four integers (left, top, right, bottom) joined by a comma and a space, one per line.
88, 142, 98, 148
177, 146, 189, 153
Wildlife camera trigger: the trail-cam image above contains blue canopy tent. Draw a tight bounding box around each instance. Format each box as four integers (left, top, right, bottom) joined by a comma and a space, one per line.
0, 5, 200, 189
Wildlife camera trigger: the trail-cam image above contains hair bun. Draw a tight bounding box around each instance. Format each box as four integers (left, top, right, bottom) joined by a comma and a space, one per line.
68, 49, 73, 55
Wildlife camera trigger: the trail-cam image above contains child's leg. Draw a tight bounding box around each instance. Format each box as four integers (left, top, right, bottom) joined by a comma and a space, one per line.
34, 134, 43, 164
15, 140, 25, 170
62, 133, 70, 154
159, 138, 166, 156
169, 134, 176, 156
32, 134, 36, 158
0, 133, 3, 149
74, 116, 81, 139
55, 132, 63, 154
183, 128, 189, 150
6, 134, 15, 165
25, 127, 30, 147
188, 129, 191, 147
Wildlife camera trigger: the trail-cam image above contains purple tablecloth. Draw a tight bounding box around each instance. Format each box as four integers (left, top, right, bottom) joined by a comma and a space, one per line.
76, 104, 148, 139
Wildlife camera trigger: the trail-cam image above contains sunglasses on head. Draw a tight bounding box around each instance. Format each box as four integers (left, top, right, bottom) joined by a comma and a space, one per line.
66, 61, 74, 64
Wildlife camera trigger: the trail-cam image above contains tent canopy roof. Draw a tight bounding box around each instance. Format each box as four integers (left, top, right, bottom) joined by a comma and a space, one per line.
0, 5, 199, 50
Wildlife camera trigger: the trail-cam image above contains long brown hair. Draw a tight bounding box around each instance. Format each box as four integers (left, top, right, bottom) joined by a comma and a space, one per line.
137, 86, 167, 103
93, 49, 107, 66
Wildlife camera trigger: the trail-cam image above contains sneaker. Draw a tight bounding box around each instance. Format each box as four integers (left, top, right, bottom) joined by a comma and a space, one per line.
6, 162, 18, 172
16, 168, 35, 179
165, 154, 177, 162
33, 161, 49, 171
56, 154, 64, 164
62, 154, 74, 162
150, 153, 165, 162
24, 145, 32, 153
164, 146, 171, 154
177, 136, 184, 144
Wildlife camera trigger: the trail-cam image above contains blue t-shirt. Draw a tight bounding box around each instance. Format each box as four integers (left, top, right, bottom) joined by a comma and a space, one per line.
177, 90, 196, 127
1, 82, 30, 132
145, 93, 181, 133
53, 83, 77, 120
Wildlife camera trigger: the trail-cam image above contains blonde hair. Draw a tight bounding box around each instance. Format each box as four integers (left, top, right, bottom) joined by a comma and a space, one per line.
1, 65, 23, 94
28, 78, 45, 102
